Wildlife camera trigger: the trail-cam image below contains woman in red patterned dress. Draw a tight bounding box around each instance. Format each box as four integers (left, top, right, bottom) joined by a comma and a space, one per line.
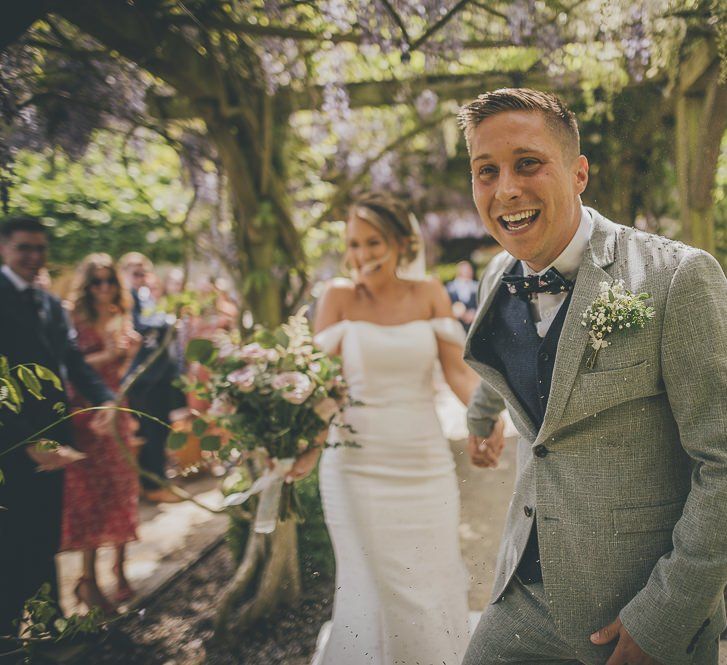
60, 254, 142, 613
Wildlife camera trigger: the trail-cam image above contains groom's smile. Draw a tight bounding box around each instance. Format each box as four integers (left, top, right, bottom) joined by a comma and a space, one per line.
469, 110, 589, 272
498, 208, 541, 233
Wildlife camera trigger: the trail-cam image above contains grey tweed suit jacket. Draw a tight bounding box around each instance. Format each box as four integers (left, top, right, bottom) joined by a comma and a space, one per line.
464, 208, 727, 664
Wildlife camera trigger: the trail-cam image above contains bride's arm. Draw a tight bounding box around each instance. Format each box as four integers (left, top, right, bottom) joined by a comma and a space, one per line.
429, 280, 506, 467
427, 279, 481, 406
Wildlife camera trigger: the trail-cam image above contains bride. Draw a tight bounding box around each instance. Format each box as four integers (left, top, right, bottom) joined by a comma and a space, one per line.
296, 192, 487, 664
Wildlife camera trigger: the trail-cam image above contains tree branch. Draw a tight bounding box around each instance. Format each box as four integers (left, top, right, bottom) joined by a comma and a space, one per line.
280, 68, 552, 112
166, 13, 364, 45
379, 0, 412, 46
313, 111, 449, 226
469, 1, 509, 21
411, 0, 474, 52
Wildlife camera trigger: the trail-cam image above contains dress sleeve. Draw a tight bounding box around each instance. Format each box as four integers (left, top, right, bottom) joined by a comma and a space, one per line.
430, 317, 466, 346
314, 321, 347, 355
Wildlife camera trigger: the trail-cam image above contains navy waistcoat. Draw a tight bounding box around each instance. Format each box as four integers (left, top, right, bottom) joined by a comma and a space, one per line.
471, 261, 572, 583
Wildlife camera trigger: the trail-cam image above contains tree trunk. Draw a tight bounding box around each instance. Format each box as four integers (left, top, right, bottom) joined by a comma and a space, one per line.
675, 39, 727, 255
214, 517, 301, 641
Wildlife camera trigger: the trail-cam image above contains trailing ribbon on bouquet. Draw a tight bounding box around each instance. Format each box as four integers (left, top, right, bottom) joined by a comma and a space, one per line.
223, 457, 295, 534
502, 267, 573, 302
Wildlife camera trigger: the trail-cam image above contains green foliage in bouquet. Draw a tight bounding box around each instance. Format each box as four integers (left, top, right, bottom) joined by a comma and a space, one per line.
175, 308, 354, 461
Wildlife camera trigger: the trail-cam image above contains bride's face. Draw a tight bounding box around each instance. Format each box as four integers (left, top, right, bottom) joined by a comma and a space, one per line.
345, 213, 399, 283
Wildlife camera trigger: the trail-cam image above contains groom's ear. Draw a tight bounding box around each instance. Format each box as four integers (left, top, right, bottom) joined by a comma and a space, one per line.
574, 155, 589, 195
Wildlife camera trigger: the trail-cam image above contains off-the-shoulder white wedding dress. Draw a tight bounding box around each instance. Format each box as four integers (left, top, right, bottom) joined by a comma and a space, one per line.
313, 318, 470, 665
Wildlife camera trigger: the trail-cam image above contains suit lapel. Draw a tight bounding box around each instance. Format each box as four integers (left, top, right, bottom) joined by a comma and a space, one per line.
465, 253, 539, 440
535, 210, 618, 445
464, 211, 621, 444
466, 251, 517, 342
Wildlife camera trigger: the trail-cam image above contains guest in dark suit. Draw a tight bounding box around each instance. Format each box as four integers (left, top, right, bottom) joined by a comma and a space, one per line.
119, 253, 183, 503
446, 260, 479, 331
0, 216, 115, 641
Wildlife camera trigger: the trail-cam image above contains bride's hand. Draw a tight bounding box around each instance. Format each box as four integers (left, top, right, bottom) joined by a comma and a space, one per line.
285, 446, 322, 483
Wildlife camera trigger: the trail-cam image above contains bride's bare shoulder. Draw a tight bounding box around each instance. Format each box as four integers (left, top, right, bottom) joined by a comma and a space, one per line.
407, 276, 447, 298
408, 277, 453, 317
319, 278, 357, 302
315, 278, 357, 331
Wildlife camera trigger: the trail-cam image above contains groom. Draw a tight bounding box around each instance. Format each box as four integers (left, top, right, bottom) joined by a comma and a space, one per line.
459, 88, 727, 664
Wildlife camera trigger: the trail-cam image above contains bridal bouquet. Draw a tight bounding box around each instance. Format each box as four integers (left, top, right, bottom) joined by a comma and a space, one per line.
176, 309, 352, 531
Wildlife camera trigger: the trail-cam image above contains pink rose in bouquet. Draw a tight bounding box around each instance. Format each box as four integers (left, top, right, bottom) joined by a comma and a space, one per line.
227, 366, 257, 393
272, 372, 314, 405
240, 342, 279, 363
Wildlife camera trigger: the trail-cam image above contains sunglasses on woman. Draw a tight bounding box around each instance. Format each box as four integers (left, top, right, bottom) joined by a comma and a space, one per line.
90, 277, 118, 287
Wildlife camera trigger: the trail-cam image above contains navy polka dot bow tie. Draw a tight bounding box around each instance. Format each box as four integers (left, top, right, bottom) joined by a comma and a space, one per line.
501, 267, 574, 302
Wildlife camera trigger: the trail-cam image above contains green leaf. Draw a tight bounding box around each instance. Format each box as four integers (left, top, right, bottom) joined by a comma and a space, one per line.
0, 468, 4, 485
273, 329, 290, 347
3, 377, 22, 406
0, 356, 9, 379
17, 365, 44, 400
192, 418, 207, 437
200, 434, 221, 451
185, 338, 215, 363
35, 439, 59, 452
32, 364, 62, 391
166, 430, 189, 450
53, 402, 66, 415
253, 329, 277, 347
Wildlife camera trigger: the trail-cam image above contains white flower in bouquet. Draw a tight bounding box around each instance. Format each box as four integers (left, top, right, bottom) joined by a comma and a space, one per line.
208, 394, 237, 417
272, 371, 314, 404
240, 342, 278, 363
227, 366, 257, 393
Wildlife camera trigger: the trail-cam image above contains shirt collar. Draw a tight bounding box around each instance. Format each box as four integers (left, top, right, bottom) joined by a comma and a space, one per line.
521, 205, 593, 280
1, 265, 32, 292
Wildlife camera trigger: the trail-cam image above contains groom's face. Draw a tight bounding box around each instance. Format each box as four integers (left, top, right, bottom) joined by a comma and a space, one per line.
469, 110, 588, 272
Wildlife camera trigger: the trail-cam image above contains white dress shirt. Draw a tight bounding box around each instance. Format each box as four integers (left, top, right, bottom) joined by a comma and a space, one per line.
521, 207, 593, 338
1, 264, 32, 292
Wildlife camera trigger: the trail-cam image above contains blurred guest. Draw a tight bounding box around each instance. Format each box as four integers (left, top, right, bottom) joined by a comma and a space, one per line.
119, 252, 183, 503
61, 254, 141, 613
446, 260, 478, 331
118, 252, 152, 330
0, 217, 115, 640
168, 274, 237, 476
164, 267, 185, 297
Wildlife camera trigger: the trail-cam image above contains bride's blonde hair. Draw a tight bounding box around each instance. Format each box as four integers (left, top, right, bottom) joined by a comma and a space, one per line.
348, 192, 420, 267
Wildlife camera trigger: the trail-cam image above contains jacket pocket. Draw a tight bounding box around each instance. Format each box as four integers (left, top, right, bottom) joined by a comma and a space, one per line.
581, 358, 649, 383
612, 499, 684, 535
571, 359, 663, 415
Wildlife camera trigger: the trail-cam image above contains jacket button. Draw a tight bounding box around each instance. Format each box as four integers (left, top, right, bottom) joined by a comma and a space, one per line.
523, 505, 534, 517
539, 352, 549, 362
534, 444, 549, 458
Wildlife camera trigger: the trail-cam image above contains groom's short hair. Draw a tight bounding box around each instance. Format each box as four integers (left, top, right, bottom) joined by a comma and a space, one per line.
457, 88, 580, 159
0, 215, 49, 240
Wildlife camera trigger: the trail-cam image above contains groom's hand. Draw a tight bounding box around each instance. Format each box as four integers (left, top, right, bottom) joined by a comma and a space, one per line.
591, 616, 662, 664
468, 417, 505, 468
